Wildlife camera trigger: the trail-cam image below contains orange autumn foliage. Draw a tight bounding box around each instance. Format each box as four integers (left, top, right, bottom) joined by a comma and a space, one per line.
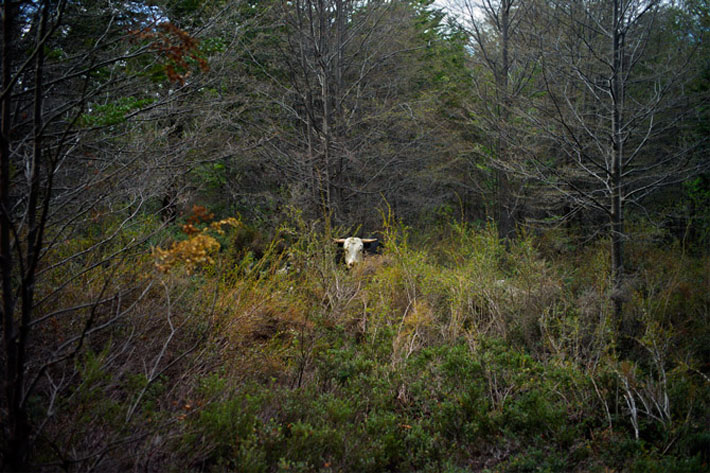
129, 22, 209, 84
153, 207, 238, 274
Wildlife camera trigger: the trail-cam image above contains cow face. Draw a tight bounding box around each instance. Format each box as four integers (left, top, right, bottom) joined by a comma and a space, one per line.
334, 237, 377, 268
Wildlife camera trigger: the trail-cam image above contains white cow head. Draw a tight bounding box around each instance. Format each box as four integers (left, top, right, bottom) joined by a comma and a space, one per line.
334, 237, 378, 268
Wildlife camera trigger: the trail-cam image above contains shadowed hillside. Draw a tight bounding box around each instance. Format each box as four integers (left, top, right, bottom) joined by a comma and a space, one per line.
15, 209, 708, 472
2, 0, 709, 471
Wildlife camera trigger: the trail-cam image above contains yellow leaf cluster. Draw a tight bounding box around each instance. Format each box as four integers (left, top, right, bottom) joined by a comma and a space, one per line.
153, 217, 239, 274
210, 217, 239, 234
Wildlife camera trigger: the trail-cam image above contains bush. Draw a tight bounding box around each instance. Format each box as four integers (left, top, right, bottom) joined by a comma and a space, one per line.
30, 214, 710, 472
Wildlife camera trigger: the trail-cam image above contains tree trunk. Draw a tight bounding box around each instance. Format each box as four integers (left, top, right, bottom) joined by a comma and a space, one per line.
2, 1, 32, 468
496, 0, 515, 240
2, 2, 52, 468
611, 0, 625, 318
321, 66, 332, 217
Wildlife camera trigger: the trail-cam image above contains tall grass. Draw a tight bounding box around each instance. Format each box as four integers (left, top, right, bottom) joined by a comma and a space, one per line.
28, 211, 710, 471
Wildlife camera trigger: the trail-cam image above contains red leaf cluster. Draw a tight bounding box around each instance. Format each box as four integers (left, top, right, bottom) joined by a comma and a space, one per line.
129, 22, 209, 84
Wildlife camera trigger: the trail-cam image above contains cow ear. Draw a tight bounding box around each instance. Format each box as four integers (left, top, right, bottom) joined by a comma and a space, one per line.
333, 238, 346, 246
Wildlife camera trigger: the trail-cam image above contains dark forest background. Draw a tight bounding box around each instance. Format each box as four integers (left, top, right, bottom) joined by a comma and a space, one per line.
2, 0, 710, 471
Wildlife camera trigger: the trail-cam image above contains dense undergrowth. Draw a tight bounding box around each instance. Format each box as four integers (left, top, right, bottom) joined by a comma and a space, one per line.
27, 210, 710, 472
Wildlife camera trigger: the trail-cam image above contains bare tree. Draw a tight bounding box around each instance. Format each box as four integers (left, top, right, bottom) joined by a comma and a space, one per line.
276, 0, 403, 221
228, 0, 466, 226
452, 0, 539, 237
511, 0, 707, 315
0, 1, 212, 469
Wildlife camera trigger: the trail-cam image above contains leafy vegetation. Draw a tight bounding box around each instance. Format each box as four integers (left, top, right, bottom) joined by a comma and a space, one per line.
17, 208, 709, 471
2, 0, 709, 471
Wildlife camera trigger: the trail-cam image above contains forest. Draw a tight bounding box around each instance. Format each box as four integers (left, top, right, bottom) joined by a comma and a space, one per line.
1, 0, 709, 471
